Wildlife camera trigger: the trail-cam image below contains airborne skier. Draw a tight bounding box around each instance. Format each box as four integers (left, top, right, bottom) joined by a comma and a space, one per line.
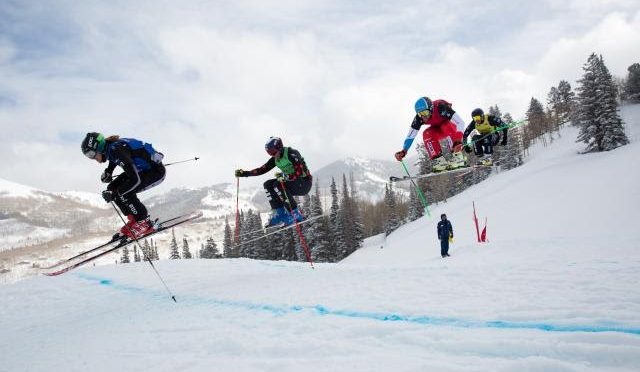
394, 96, 469, 172
462, 108, 507, 166
235, 137, 313, 227
81, 132, 166, 239
462, 108, 509, 166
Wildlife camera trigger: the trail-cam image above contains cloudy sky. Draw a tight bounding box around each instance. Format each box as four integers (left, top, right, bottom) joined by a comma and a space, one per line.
1, 0, 639, 193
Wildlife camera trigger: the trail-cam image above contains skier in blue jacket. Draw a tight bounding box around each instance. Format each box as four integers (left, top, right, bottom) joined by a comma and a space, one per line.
81, 132, 165, 239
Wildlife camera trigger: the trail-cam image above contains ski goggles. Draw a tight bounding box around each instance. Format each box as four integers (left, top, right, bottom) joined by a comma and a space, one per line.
418, 110, 431, 118
265, 147, 279, 156
83, 149, 97, 159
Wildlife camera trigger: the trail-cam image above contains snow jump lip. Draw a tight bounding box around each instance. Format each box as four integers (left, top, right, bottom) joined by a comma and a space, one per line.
76, 273, 640, 336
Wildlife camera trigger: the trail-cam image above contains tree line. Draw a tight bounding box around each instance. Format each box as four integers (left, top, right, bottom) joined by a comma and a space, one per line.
120, 53, 636, 262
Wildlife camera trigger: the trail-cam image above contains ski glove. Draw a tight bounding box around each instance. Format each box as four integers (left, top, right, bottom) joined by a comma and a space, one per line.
463, 145, 473, 153
235, 169, 247, 177
274, 172, 286, 182
394, 149, 407, 161
101, 190, 115, 203
101, 170, 113, 183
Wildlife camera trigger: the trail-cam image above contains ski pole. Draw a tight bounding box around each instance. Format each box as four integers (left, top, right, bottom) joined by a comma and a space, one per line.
400, 160, 431, 217
234, 177, 240, 244
278, 179, 315, 269
108, 157, 199, 179
164, 157, 199, 167
111, 203, 178, 303
464, 120, 526, 149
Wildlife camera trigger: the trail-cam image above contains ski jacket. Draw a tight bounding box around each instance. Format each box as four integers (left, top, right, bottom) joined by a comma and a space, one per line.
437, 219, 453, 240
401, 99, 466, 152
104, 138, 164, 196
463, 114, 508, 145
242, 147, 311, 180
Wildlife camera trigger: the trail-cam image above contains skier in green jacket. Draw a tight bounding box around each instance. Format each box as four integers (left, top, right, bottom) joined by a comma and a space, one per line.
235, 137, 313, 226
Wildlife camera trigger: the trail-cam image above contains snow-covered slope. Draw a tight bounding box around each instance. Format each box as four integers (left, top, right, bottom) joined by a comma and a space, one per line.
0, 105, 639, 371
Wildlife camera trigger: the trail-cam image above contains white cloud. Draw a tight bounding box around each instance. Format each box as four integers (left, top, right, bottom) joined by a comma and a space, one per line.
0, 1, 639, 192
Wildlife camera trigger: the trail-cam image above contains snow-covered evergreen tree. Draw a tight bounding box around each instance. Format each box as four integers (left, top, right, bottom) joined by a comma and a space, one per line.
141, 239, 151, 261
120, 246, 130, 264
152, 239, 159, 261
328, 177, 346, 257
307, 183, 332, 262
348, 172, 365, 251
488, 105, 503, 119
557, 80, 576, 125
133, 245, 141, 262
525, 97, 549, 147
169, 229, 180, 259
383, 183, 400, 236
182, 237, 192, 259
407, 185, 423, 222
576, 53, 629, 152
281, 230, 298, 261
337, 174, 356, 260
200, 237, 218, 259
223, 217, 233, 258
624, 62, 640, 103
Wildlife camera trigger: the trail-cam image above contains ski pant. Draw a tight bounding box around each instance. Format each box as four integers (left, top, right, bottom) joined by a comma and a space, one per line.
423, 122, 464, 159
471, 133, 499, 157
264, 176, 312, 211
440, 238, 449, 256
108, 164, 166, 221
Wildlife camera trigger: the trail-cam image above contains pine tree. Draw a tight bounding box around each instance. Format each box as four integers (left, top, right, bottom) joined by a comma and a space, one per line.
223, 217, 233, 258
576, 53, 629, 152
557, 80, 576, 125
407, 185, 423, 222
383, 183, 400, 236
169, 229, 181, 259
182, 237, 192, 259
281, 230, 298, 261
337, 174, 356, 260
152, 239, 159, 260
488, 105, 503, 119
142, 239, 152, 261
200, 237, 219, 259
307, 183, 332, 262
525, 97, 549, 147
348, 173, 365, 251
622, 62, 640, 103
133, 245, 141, 262
120, 246, 130, 264
328, 177, 345, 259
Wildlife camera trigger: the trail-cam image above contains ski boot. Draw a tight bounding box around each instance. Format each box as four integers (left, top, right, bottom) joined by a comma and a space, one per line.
478, 157, 493, 166
447, 151, 469, 170
290, 207, 305, 224
123, 216, 156, 239
265, 207, 291, 227
115, 214, 137, 240
431, 155, 448, 173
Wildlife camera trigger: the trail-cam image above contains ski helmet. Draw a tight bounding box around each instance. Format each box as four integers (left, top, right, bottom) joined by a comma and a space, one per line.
414, 97, 433, 117
81, 132, 106, 159
441, 213, 447, 220
471, 108, 484, 121
265, 136, 283, 156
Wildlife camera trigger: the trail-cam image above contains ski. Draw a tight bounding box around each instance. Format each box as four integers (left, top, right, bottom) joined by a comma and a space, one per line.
42, 214, 191, 270
234, 214, 327, 248
390, 164, 492, 183
43, 211, 203, 276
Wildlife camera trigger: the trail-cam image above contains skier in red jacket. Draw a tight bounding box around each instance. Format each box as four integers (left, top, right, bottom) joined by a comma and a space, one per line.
394, 96, 468, 172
